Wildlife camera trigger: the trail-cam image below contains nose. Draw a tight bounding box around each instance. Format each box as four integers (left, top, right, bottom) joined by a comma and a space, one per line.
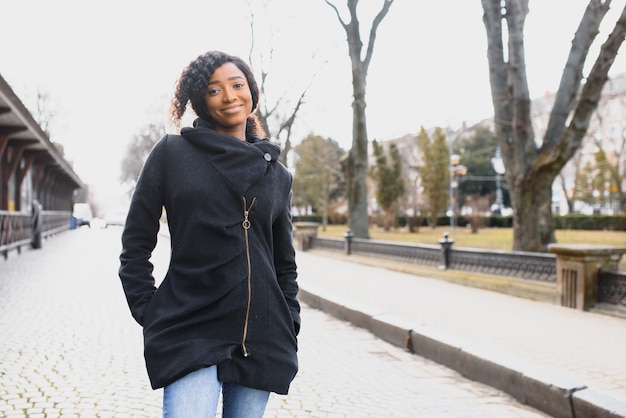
222, 87, 236, 102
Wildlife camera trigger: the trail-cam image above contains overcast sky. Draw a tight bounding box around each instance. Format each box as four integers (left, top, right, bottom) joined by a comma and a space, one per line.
2, 0, 626, 209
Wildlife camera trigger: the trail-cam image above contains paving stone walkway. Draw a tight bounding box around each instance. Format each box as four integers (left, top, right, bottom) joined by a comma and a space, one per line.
0, 227, 549, 417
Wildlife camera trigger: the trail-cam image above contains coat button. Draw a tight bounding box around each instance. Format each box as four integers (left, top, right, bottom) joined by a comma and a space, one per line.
264, 153, 272, 161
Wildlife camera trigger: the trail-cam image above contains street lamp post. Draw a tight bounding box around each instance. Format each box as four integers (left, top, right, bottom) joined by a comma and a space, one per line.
449, 164, 454, 232
449, 154, 467, 234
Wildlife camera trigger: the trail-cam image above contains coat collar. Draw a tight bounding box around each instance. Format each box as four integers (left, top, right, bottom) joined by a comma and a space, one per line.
180, 118, 282, 195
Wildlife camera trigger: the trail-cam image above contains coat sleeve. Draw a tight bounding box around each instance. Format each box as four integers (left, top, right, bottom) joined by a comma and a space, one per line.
272, 177, 301, 335
118, 136, 168, 326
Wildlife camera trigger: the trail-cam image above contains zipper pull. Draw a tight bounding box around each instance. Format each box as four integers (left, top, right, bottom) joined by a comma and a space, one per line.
243, 210, 251, 230
242, 197, 256, 230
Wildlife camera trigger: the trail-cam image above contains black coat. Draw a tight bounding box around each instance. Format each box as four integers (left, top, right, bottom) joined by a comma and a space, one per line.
119, 119, 300, 394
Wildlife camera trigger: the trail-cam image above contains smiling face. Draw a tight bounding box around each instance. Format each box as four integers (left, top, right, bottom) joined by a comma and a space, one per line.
204, 62, 253, 141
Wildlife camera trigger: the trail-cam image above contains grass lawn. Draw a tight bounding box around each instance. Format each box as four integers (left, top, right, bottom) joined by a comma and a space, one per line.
317, 224, 626, 249
316, 224, 626, 269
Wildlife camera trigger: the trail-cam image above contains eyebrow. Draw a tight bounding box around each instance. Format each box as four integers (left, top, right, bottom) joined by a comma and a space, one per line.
208, 75, 245, 85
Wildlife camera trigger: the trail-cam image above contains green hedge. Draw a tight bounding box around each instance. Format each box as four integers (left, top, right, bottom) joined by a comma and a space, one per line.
553, 214, 626, 230
293, 214, 625, 231
292, 214, 348, 225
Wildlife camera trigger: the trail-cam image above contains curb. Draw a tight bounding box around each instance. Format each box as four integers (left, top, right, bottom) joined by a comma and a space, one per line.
299, 288, 626, 418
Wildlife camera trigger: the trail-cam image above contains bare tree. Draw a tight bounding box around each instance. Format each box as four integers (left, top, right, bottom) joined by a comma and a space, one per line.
557, 151, 584, 213
246, 1, 324, 167
33, 90, 54, 135
591, 90, 626, 212
482, 0, 626, 251
120, 122, 166, 196
324, 0, 394, 239
256, 75, 315, 167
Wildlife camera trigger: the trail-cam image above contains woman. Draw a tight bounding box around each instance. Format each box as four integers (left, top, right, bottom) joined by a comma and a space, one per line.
119, 50, 300, 417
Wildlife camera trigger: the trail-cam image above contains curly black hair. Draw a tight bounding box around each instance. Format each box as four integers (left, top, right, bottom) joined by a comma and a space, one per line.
170, 51, 264, 138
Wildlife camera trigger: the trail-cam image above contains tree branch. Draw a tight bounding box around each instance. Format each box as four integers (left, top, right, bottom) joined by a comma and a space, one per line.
563, 2, 626, 160
324, 0, 349, 28
545, 0, 611, 148
481, 0, 512, 152
363, 0, 394, 70
505, 0, 533, 163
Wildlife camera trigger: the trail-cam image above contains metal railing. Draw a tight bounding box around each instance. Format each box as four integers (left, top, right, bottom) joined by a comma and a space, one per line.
310, 236, 556, 282
0, 210, 70, 258
309, 235, 626, 310
598, 270, 626, 307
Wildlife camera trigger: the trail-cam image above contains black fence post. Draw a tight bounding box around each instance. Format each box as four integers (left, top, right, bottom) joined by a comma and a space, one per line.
343, 228, 354, 255
31, 200, 42, 249
437, 232, 454, 270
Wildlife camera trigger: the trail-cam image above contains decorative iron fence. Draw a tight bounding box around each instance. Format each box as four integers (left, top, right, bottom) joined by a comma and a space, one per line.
598, 270, 626, 307
448, 247, 556, 282
309, 235, 626, 311
310, 236, 557, 282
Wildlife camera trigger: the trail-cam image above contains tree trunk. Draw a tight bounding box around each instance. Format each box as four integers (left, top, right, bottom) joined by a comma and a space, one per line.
514, 170, 555, 251
326, 0, 394, 239
347, 72, 371, 237
482, 0, 626, 251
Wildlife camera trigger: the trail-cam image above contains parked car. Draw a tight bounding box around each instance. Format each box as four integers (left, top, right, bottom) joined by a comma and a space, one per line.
72, 203, 93, 228
104, 208, 128, 228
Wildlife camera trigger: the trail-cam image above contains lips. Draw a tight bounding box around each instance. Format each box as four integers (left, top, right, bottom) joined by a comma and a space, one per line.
221, 104, 243, 114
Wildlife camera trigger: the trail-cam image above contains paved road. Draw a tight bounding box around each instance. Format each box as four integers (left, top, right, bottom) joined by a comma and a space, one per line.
0, 227, 549, 417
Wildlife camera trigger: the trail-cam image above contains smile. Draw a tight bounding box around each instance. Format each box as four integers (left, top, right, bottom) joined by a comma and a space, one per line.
221, 104, 243, 113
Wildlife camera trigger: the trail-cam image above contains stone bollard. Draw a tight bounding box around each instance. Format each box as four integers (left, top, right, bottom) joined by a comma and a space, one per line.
437, 232, 455, 270
548, 244, 626, 310
292, 222, 320, 251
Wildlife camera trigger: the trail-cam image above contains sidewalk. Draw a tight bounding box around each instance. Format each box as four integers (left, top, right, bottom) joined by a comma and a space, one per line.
0, 228, 554, 417
296, 249, 626, 418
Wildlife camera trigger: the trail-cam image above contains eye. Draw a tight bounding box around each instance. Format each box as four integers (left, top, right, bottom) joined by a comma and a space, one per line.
207, 87, 220, 96
234, 82, 246, 89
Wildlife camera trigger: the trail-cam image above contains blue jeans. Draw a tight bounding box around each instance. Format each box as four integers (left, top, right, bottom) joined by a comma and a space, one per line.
162, 366, 270, 418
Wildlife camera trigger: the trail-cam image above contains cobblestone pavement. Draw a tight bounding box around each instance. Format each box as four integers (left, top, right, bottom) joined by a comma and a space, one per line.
0, 228, 548, 417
